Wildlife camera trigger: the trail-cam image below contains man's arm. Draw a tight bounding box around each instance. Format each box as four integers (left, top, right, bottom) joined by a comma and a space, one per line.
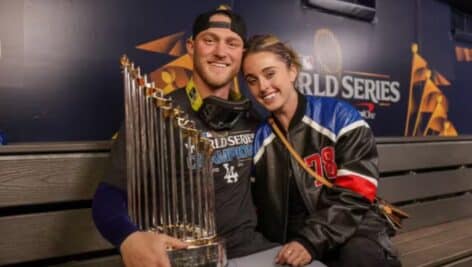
92, 182, 138, 246
92, 125, 187, 267
92, 182, 188, 267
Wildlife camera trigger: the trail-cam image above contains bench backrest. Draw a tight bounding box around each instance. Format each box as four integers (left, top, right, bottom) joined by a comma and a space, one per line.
1, 137, 471, 265
0, 142, 115, 266
377, 137, 472, 232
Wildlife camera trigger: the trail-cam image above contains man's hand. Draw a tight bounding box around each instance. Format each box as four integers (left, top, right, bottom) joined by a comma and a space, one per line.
120, 231, 188, 267
275, 241, 312, 267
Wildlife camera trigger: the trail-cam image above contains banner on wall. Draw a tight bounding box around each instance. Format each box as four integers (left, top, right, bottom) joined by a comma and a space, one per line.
1, 0, 470, 142
133, 1, 459, 137
292, 28, 458, 136
133, 19, 462, 137
295, 28, 401, 122
95, 1, 469, 136
236, 0, 469, 136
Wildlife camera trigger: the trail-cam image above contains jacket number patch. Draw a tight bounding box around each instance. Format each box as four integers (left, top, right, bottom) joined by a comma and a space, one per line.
304, 147, 337, 187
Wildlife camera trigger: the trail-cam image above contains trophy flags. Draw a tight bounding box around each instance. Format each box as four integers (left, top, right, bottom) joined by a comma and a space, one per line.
412, 72, 443, 135
419, 77, 448, 111
412, 67, 429, 84
404, 43, 428, 136
404, 43, 457, 136
136, 32, 186, 56
440, 120, 458, 136
423, 95, 448, 135
150, 54, 193, 95
431, 70, 450, 86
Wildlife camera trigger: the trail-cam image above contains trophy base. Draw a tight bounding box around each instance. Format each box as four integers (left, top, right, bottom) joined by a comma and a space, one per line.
168, 240, 227, 267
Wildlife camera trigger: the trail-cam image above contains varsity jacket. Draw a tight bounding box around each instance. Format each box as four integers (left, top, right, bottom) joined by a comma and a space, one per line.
252, 92, 393, 259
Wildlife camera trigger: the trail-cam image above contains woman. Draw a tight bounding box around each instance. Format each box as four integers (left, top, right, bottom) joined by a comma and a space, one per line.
242, 34, 401, 267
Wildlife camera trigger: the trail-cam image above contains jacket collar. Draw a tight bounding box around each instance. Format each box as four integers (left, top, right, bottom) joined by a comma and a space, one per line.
272, 90, 306, 133
288, 91, 306, 131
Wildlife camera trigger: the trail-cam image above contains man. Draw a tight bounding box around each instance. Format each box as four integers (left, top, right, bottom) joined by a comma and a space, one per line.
92, 7, 326, 267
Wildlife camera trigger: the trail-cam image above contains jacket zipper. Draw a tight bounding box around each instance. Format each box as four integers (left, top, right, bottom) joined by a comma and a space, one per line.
282, 132, 291, 242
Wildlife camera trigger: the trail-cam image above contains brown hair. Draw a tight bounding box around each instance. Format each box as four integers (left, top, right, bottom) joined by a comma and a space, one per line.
243, 34, 301, 72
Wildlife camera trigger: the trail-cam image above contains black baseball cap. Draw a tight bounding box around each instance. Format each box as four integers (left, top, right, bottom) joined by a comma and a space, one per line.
192, 6, 247, 43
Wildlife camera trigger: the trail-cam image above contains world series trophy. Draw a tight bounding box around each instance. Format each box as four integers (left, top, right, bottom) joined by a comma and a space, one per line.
121, 55, 226, 266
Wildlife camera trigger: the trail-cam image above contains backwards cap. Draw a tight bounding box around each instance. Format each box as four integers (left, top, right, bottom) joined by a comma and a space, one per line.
192, 6, 247, 43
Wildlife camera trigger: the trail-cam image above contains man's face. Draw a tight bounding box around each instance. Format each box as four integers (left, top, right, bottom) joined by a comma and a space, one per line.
187, 14, 244, 90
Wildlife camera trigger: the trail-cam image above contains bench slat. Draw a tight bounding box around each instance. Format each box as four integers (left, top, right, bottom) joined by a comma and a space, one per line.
393, 218, 472, 267
394, 217, 472, 245
52, 255, 123, 267
0, 141, 111, 154
443, 255, 472, 267
378, 167, 472, 203
377, 141, 472, 173
401, 236, 472, 267
0, 153, 108, 207
0, 209, 112, 265
397, 220, 472, 255
399, 194, 472, 232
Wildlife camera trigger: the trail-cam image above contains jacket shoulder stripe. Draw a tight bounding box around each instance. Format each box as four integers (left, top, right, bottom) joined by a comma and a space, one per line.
302, 116, 336, 142
337, 120, 370, 139
254, 133, 276, 164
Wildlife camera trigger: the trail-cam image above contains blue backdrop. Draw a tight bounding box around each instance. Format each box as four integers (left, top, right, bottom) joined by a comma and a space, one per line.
0, 0, 470, 142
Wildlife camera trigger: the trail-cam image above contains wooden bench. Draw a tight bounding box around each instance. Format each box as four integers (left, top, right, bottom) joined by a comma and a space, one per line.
1, 137, 472, 266
377, 137, 472, 267
0, 142, 121, 267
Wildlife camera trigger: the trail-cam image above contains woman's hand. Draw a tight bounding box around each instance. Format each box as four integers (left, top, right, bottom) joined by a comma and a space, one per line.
275, 241, 312, 266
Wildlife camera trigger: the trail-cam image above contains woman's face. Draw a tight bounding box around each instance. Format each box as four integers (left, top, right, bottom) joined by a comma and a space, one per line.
243, 51, 298, 113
